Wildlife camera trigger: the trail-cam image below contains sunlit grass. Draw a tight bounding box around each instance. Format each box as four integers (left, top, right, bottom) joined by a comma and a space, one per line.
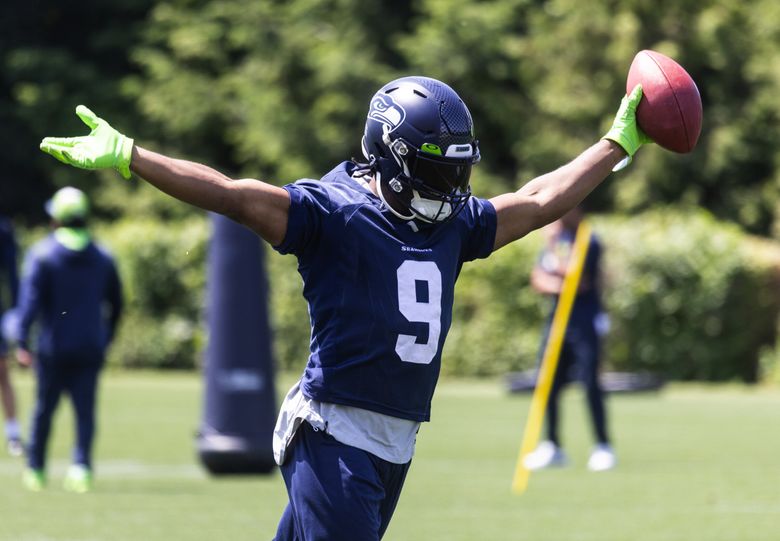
0, 371, 778, 540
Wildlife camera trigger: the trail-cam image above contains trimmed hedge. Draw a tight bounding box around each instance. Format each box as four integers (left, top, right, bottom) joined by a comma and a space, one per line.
267, 208, 780, 382
600, 209, 780, 382
87, 208, 780, 382
99, 217, 208, 369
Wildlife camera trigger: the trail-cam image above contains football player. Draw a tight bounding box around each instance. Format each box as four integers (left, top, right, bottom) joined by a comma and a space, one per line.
40, 76, 649, 539
0, 214, 22, 456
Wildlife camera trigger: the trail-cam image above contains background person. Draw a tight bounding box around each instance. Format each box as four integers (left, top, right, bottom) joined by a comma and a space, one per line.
523, 206, 616, 472
0, 214, 22, 456
14, 187, 123, 492
38, 78, 648, 537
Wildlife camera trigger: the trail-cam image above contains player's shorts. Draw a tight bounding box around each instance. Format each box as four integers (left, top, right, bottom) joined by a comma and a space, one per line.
274, 421, 411, 541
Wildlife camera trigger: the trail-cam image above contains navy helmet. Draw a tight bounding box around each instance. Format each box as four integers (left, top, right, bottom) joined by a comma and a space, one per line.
361, 76, 480, 223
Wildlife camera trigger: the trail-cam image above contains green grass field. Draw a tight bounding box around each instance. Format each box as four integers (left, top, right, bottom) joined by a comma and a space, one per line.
1, 371, 779, 541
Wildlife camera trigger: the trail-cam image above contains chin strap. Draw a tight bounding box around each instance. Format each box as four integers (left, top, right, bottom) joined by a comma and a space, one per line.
410, 195, 452, 222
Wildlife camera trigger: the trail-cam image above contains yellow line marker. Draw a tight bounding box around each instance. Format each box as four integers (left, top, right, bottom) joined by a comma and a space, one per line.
511, 220, 592, 495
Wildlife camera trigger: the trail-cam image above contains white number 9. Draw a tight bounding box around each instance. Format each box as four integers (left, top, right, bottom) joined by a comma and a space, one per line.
395, 260, 442, 365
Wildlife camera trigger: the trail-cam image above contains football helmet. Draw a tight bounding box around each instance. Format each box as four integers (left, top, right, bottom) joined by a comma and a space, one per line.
361, 76, 480, 223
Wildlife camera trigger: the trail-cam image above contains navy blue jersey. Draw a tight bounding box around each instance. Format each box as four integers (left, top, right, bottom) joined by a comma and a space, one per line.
539, 228, 603, 323
16, 234, 123, 360
275, 162, 496, 421
0, 216, 18, 353
0, 215, 19, 316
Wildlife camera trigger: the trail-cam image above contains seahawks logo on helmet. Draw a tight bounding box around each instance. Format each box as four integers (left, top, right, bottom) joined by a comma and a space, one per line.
367, 94, 406, 132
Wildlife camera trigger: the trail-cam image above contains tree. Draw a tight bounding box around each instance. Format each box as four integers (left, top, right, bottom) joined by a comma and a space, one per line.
130, 0, 414, 183
0, 0, 155, 220
401, 0, 780, 235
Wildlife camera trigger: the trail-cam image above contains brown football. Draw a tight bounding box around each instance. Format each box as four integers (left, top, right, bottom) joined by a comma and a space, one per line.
626, 50, 702, 153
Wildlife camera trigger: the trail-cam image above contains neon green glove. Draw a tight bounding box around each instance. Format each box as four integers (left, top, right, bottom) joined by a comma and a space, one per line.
602, 84, 652, 170
40, 105, 134, 179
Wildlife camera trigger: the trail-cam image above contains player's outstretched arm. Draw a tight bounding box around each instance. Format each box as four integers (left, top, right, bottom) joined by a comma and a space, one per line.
130, 147, 289, 245
40, 106, 290, 246
490, 86, 649, 251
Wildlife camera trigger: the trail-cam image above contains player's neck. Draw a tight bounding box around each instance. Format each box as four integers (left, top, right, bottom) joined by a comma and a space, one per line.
367, 176, 379, 197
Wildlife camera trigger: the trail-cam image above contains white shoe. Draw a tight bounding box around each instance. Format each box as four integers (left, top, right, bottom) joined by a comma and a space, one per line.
523, 441, 568, 470
587, 444, 617, 471
6, 438, 24, 458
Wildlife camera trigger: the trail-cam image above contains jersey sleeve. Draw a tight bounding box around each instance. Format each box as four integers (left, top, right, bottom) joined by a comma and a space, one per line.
458, 197, 497, 263
273, 180, 334, 257
105, 255, 124, 344
15, 246, 48, 349
0, 220, 19, 307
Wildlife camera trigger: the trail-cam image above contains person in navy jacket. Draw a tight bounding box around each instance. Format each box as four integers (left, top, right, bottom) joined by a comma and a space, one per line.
523, 206, 616, 472
15, 187, 123, 492
0, 214, 22, 456
39, 78, 649, 537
